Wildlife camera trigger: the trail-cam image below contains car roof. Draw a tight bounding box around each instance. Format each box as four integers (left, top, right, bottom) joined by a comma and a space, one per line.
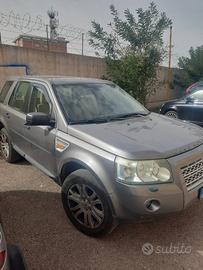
8, 75, 112, 85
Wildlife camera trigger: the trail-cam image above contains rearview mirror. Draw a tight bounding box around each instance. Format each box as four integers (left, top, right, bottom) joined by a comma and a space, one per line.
25, 112, 55, 127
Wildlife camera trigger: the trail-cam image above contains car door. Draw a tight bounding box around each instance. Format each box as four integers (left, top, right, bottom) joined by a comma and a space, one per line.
187, 90, 203, 125
177, 90, 203, 124
24, 82, 57, 178
175, 97, 194, 122
5, 81, 31, 154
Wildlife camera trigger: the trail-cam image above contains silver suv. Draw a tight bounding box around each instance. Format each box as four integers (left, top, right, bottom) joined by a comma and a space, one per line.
0, 76, 203, 237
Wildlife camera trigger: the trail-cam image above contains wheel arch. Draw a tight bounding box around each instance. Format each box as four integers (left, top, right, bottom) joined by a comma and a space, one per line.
60, 159, 109, 191
0, 117, 8, 131
163, 106, 178, 117
60, 160, 86, 185
165, 107, 177, 112
0, 121, 4, 130
59, 159, 116, 216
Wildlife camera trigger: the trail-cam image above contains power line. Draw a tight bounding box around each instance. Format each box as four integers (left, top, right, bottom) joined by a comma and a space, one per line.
0, 10, 88, 38
0, 10, 99, 56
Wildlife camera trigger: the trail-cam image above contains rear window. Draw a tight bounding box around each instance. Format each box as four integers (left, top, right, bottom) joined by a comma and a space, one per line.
0, 81, 13, 103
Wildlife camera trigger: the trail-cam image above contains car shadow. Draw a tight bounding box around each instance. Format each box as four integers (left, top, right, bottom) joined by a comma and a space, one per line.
0, 189, 203, 270
13, 159, 31, 166
0, 152, 29, 165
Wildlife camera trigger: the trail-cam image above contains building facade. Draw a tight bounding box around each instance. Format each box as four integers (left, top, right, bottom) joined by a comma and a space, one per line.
14, 35, 68, 53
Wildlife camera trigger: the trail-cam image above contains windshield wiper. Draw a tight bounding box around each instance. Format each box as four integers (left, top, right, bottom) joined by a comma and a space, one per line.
69, 118, 109, 125
69, 112, 150, 124
108, 112, 150, 121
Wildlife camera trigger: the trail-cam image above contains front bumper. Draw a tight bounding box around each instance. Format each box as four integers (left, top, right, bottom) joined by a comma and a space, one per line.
110, 145, 203, 221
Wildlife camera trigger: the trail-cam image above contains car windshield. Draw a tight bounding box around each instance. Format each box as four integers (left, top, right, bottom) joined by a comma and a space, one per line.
53, 82, 149, 124
189, 82, 203, 94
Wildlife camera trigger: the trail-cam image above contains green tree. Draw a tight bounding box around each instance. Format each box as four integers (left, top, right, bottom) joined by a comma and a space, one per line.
178, 46, 203, 87
89, 2, 171, 104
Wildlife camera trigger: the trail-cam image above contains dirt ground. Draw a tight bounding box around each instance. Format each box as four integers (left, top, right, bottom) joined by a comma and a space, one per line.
0, 158, 203, 270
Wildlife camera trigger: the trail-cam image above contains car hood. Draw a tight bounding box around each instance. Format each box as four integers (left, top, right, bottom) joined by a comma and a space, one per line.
68, 113, 203, 159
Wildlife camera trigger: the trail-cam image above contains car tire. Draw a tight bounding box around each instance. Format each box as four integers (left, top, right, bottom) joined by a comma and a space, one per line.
0, 128, 21, 163
165, 110, 178, 119
61, 169, 114, 237
7, 245, 26, 270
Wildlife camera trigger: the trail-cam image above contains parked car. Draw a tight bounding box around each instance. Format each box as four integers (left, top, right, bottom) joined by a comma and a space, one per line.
185, 81, 203, 94
160, 89, 203, 126
0, 216, 26, 270
0, 76, 203, 237
0, 220, 8, 270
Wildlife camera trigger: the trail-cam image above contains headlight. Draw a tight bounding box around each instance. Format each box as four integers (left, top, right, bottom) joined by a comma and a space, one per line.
115, 157, 172, 184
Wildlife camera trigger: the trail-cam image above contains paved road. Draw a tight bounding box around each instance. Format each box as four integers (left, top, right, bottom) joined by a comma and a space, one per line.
0, 158, 203, 270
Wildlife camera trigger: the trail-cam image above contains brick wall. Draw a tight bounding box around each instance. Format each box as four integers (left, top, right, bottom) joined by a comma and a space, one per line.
16, 38, 67, 53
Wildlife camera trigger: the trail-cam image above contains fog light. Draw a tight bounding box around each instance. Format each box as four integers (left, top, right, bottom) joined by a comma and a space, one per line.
145, 199, 160, 212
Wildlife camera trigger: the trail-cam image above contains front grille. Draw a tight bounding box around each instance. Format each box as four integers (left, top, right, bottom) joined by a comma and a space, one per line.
181, 158, 203, 190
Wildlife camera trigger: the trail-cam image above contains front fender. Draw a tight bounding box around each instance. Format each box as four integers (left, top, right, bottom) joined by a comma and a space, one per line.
56, 136, 116, 196
57, 145, 119, 217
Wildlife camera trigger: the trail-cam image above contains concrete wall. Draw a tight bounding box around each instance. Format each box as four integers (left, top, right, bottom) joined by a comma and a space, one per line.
0, 66, 27, 89
0, 44, 180, 108
0, 44, 106, 79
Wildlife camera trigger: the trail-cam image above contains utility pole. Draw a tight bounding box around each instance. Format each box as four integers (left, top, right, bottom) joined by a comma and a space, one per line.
82, 33, 84, 56
46, 24, 49, 51
168, 25, 172, 70
0, 33, 2, 45
168, 25, 173, 99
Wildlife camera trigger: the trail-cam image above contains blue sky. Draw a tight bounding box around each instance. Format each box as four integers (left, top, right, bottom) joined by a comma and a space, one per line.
0, 0, 203, 67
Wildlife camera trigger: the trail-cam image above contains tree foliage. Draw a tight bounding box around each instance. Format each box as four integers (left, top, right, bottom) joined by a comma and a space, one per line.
89, 2, 171, 104
177, 46, 203, 87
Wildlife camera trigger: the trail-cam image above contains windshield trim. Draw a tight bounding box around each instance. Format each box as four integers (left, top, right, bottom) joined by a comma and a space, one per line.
69, 112, 151, 125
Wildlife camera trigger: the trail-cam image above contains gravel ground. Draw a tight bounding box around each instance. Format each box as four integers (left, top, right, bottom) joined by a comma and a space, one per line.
0, 158, 203, 270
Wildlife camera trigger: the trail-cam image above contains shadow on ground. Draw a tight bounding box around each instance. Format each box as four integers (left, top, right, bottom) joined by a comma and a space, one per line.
0, 189, 203, 270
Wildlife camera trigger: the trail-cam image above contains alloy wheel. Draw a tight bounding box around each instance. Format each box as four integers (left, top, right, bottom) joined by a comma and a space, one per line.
67, 183, 105, 229
165, 111, 178, 118
0, 133, 9, 159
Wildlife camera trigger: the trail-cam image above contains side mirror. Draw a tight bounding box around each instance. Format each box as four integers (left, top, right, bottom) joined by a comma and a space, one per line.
186, 96, 194, 104
25, 112, 55, 127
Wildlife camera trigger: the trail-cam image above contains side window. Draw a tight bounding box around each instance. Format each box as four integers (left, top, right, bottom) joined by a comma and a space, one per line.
190, 90, 203, 102
9, 82, 31, 112
29, 84, 51, 114
0, 81, 14, 103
